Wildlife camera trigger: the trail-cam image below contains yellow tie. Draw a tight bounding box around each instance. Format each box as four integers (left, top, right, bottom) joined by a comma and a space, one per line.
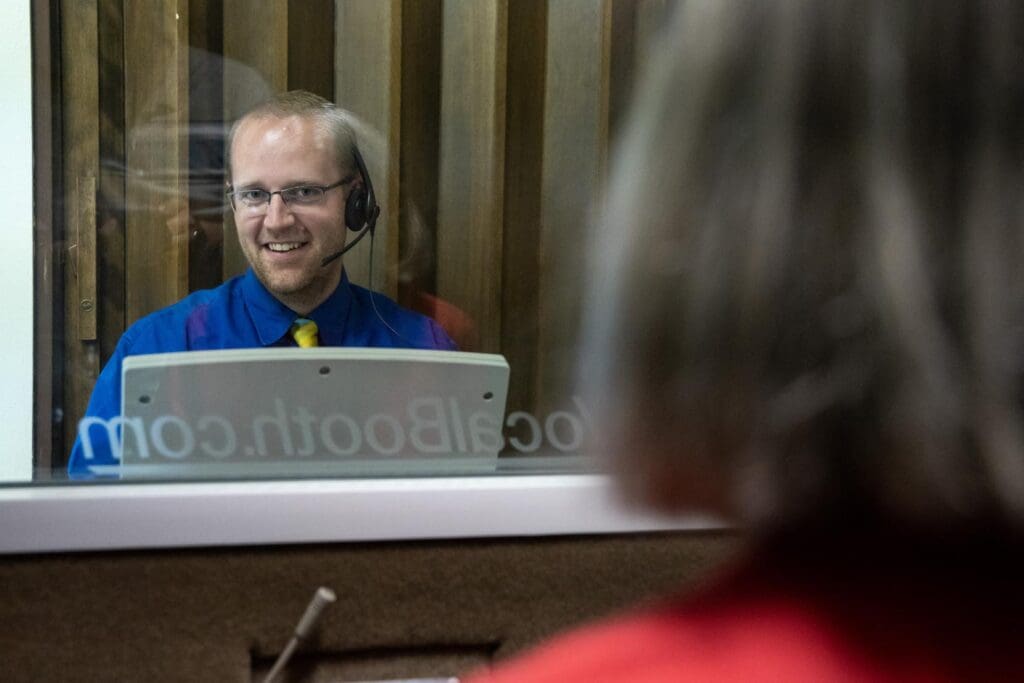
290, 318, 319, 348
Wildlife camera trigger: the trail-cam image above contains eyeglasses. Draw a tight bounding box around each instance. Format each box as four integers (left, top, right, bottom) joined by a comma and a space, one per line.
226, 177, 354, 213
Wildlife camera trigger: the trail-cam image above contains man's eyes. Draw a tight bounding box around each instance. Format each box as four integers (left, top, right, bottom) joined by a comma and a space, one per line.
233, 185, 324, 206
284, 186, 322, 201
238, 189, 269, 203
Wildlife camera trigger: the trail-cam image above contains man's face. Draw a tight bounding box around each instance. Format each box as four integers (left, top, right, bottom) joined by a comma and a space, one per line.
229, 114, 350, 313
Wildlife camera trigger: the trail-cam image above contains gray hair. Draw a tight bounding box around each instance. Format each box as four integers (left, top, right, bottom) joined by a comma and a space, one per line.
585, 0, 1024, 535
225, 90, 359, 182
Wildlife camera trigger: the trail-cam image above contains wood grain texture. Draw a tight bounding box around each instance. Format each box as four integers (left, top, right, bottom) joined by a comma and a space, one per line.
186, 0, 227, 292
75, 176, 97, 342
59, 0, 101, 459
221, 0, 288, 280
500, 0, 547, 414
537, 0, 612, 412
97, 0, 127, 364
335, 0, 402, 298
287, 0, 334, 100
33, 0, 57, 468
222, 0, 288, 95
437, 0, 508, 352
398, 0, 442, 309
124, 0, 190, 324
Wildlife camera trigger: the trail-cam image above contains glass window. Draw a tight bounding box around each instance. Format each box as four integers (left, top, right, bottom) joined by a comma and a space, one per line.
17, 0, 680, 484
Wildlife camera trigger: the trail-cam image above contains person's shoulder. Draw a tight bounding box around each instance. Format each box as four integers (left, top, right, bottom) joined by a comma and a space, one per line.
463, 601, 701, 683
348, 282, 458, 350
463, 584, 888, 683
119, 278, 240, 353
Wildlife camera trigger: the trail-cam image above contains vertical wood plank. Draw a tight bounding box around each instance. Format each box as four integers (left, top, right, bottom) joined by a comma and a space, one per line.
97, 0, 127, 360
335, 0, 402, 298
76, 176, 98, 341
123, 0, 190, 323
221, 0, 288, 279
187, 0, 227, 292
33, 0, 57, 469
436, 0, 508, 352
222, 0, 288, 94
501, 0, 547, 414
536, 0, 612, 410
288, 0, 334, 100
398, 0, 442, 308
60, 0, 101, 458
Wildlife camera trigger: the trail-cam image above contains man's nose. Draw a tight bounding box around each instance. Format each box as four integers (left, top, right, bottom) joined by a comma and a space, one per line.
263, 193, 294, 228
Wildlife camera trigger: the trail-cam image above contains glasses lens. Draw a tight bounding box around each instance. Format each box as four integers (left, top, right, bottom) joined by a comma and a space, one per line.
281, 186, 326, 205
238, 189, 270, 208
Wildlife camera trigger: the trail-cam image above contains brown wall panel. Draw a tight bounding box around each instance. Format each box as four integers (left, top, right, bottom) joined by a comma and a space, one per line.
437, 0, 508, 353
96, 0, 127, 362
33, 0, 57, 469
288, 0, 335, 100
0, 532, 736, 681
398, 0, 443, 309
123, 0, 190, 323
221, 0, 288, 280
335, 0, 402, 298
59, 0, 101, 459
501, 0, 547, 414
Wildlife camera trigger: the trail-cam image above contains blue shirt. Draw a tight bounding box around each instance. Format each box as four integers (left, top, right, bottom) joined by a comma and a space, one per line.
68, 269, 456, 475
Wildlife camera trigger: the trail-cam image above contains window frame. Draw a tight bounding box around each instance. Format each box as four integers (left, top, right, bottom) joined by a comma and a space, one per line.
0, 475, 724, 553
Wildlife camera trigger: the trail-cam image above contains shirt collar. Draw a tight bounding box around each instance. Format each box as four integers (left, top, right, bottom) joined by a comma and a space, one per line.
240, 268, 354, 346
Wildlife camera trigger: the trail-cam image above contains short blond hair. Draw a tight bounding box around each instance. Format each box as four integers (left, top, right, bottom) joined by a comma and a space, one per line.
225, 90, 358, 182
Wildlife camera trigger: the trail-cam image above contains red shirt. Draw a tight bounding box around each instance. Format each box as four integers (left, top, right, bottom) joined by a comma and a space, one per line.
465, 535, 1024, 683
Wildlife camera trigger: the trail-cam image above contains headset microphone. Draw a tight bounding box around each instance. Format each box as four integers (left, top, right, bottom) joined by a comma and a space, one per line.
317, 140, 414, 347
318, 208, 377, 267
320, 144, 379, 268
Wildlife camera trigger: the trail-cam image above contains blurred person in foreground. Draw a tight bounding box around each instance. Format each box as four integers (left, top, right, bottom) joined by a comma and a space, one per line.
467, 1, 1024, 681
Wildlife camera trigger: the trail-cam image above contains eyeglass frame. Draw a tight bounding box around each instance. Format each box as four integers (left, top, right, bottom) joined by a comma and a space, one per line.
225, 176, 356, 212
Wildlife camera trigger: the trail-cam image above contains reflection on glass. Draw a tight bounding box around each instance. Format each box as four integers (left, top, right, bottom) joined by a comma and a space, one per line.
25, 1, 677, 483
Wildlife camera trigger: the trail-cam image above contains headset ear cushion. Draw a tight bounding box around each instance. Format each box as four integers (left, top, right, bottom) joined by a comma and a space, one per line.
345, 185, 368, 231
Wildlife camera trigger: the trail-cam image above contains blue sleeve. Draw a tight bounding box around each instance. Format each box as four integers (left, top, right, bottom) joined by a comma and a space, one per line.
66, 332, 135, 478
429, 319, 459, 351
66, 306, 192, 477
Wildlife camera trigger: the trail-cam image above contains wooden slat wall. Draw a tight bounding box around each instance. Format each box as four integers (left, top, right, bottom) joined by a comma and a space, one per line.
536, 0, 612, 411
437, 0, 509, 353
123, 0, 190, 324
335, 0, 403, 297
501, 0, 548, 414
221, 0, 288, 280
398, 0, 443, 307
59, 0, 101, 458
34, 0, 57, 469
97, 0, 127, 364
287, 0, 335, 100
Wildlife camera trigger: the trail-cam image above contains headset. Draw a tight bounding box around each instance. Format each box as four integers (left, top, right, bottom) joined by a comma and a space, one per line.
321, 144, 379, 268
319, 142, 412, 345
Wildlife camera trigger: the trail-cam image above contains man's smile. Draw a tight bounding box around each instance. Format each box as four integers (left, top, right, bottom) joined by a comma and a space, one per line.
265, 241, 308, 253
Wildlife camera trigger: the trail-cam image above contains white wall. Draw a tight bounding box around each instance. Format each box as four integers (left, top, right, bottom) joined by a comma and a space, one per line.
0, 3, 34, 482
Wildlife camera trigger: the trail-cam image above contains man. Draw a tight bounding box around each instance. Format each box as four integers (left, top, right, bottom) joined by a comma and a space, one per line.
68, 90, 455, 476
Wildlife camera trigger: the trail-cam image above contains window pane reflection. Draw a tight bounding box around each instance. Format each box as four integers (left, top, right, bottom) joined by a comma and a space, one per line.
25, 0, 679, 483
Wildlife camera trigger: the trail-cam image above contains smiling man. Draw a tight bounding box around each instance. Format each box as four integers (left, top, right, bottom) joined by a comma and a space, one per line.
67, 91, 456, 476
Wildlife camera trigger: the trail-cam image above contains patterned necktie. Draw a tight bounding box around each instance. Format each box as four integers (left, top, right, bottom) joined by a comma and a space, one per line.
290, 318, 319, 348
